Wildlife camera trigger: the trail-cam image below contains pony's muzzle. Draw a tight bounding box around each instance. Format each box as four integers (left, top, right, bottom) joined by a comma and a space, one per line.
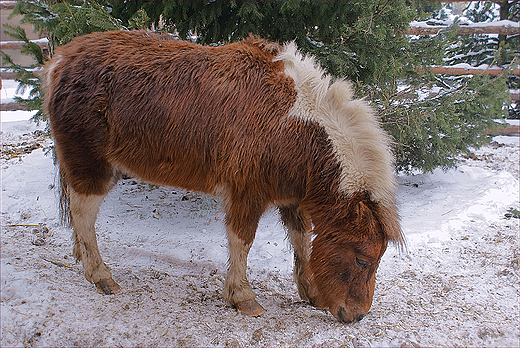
334, 306, 366, 324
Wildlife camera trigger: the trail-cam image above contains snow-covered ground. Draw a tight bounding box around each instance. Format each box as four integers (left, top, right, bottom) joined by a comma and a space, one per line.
1, 79, 32, 106
1, 105, 519, 347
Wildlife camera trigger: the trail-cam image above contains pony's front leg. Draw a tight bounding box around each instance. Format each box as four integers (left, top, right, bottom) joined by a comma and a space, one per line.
222, 196, 265, 317
223, 231, 264, 316
70, 190, 120, 294
279, 205, 318, 304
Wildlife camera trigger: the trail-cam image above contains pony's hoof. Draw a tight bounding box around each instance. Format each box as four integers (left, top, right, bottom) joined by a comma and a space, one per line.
96, 278, 121, 295
236, 299, 265, 317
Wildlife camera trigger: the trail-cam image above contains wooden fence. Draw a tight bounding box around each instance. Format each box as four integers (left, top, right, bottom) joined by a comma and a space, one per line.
408, 24, 519, 36
2, 14, 519, 119
410, 23, 519, 79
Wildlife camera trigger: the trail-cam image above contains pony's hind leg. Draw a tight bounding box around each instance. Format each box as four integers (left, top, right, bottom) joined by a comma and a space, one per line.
279, 205, 317, 304
70, 188, 120, 294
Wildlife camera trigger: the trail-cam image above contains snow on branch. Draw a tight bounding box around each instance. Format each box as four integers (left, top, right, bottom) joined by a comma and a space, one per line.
430, 64, 520, 76
409, 20, 520, 36
1, 40, 48, 51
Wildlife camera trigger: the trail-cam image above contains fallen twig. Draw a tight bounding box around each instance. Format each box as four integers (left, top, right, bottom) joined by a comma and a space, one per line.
8, 224, 42, 227
41, 256, 74, 269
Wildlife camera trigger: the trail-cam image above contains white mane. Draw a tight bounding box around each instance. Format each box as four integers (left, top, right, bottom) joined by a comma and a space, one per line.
274, 42, 396, 208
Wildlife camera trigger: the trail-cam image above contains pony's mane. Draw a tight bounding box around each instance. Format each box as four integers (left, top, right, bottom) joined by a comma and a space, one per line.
274, 42, 397, 212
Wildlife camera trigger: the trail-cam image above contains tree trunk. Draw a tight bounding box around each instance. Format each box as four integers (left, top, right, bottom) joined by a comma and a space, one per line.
498, 1, 510, 66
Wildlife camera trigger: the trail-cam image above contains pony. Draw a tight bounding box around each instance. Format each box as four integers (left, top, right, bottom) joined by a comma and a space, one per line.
44, 31, 403, 323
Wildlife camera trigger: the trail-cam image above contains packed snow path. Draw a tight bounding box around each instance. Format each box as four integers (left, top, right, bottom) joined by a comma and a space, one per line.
1, 117, 519, 347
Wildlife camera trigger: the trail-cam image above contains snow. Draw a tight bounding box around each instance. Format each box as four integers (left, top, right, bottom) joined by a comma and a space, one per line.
410, 19, 520, 29
409, 2, 518, 34
1, 110, 34, 123
1, 38, 49, 44
467, 19, 519, 28
438, 63, 503, 70
1, 80, 32, 105
496, 118, 520, 127
1, 112, 519, 347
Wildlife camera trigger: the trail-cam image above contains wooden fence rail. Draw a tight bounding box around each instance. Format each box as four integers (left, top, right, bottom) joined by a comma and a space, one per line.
1, 41, 48, 50
430, 66, 520, 77
408, 25, 519, 36
1, 71, 42, 80
1, 10, 518, 117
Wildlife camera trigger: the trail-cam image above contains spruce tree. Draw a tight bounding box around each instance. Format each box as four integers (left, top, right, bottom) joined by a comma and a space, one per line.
1, 0, 145, 123
108, 1, 511, 172
2, 0, 514, 172
1, 24, 46, 120
443, 1, 519, 118
108, 1, 415, 85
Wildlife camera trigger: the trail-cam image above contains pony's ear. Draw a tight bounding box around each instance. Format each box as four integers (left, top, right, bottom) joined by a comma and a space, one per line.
347, 196, 378, 239
353, 200, 373, 224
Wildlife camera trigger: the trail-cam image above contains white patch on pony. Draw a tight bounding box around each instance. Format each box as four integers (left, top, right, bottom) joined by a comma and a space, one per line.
43, 54, 62, 87
43, 54, 63, 114
274, 42, 396, 207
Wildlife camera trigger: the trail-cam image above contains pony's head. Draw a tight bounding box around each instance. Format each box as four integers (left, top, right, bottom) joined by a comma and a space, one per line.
276, 41, 403, 322
306, 192, 401, 323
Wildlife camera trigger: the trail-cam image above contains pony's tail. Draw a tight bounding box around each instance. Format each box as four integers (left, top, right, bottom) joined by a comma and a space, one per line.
46, 54, 72, 227
58, 166, 72, 227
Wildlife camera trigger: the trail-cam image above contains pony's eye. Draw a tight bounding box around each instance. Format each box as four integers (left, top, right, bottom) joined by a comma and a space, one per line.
355, 257, 369, 269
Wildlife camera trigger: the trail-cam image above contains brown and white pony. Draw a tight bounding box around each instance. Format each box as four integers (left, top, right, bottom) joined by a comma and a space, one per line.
44, 31, 403, 323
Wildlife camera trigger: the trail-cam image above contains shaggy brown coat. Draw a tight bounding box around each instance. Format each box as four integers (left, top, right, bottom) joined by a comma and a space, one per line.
44, 31, 403, 323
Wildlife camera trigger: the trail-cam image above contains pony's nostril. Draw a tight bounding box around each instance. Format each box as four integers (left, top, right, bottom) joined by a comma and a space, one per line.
337, 307, 349, 323
336, 307, 365, 323
353, 313, 365, 322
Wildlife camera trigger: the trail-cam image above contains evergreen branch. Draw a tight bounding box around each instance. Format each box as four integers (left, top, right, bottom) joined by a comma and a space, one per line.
64, 1, 80, 35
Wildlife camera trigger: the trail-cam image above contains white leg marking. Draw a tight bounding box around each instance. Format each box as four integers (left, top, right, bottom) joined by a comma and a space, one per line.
282, 210, 316, 302
223, 230, 256, 304
69, 190, 112, 284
